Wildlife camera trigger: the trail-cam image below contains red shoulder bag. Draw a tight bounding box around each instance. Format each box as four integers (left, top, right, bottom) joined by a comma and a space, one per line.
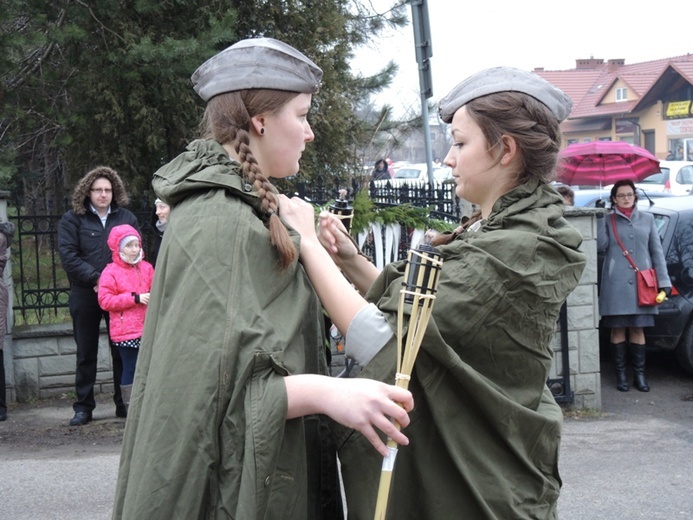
611, 214, 659, 307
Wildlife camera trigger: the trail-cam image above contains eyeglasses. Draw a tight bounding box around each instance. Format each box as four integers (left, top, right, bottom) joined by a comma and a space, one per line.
615, 193, 635, 199
90, 188, 112, 194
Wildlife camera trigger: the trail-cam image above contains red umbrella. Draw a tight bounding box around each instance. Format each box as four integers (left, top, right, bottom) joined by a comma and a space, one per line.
557, 141, 660, 187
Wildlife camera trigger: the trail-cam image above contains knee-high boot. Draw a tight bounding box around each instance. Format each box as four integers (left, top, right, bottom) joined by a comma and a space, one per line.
630, 343, 650, 392
612, 341, 629, 392
120, 384, 132, 414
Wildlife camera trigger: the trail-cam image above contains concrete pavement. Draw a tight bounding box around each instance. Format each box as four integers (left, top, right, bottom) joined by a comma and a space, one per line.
1, 353, 691, 519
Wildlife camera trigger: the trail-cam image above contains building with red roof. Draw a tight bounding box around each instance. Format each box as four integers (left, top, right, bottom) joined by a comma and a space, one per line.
534, 54, 693, 160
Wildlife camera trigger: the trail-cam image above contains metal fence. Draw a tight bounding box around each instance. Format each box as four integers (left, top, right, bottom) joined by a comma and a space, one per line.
9, 179, 462, 325
9, 194, 158, 325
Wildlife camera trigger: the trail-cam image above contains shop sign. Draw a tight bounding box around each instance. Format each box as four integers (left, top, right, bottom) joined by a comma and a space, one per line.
665, 101, 692, 119
615, 119, 637, 133
666, 118, 693, 135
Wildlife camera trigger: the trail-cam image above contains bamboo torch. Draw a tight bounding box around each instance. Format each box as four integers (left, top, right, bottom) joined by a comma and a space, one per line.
328, 189, 354, 235
373, 242, 444, 520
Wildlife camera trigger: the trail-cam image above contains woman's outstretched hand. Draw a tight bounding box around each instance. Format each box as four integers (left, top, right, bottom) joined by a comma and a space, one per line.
279, 196, 359, 266
315, 210, 359, 265
278, 195, 319, 243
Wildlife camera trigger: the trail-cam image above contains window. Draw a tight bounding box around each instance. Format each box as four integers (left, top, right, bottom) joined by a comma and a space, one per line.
651, 214, 669, 242
616, 87, 627, 102
677, 166, 693, 184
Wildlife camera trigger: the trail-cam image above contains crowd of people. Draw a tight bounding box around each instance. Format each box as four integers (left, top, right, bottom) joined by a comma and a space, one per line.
0, 30, 677, 520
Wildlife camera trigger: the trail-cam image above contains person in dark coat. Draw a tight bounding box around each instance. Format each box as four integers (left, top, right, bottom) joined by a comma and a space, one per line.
371, 159, 390, 181
0, 219, 15, 421
57, 166, 140, 426
149, 198, 170, 267
597, 179, 671, 392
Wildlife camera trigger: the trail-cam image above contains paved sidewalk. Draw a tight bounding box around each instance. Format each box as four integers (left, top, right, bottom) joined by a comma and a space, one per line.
1, 353, 691, 519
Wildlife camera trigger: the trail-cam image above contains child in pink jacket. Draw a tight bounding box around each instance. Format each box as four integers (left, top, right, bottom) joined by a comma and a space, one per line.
98, 224, 154, 411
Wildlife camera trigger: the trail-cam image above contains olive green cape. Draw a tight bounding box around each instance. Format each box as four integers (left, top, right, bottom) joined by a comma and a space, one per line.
112, 140, 334, 519
338, 181, 586, 520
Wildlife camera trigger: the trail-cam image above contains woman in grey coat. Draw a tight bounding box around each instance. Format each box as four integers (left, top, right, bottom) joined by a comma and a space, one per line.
597, 179, 671, 392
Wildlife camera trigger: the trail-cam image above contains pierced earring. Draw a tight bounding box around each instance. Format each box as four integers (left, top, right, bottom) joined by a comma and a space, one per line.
260, 128, 265, 135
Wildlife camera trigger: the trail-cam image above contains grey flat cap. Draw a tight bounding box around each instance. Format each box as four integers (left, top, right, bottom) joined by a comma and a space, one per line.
192, 37, 323, 101
438, 66, 573, 123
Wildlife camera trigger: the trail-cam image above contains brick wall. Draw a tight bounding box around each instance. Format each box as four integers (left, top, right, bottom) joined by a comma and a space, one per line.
550, 208, 601, 409
6, 324, 116, 402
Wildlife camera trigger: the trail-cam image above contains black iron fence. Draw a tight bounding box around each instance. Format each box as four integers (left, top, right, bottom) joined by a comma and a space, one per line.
9, 193, 158, 325
9, 178, 461, 325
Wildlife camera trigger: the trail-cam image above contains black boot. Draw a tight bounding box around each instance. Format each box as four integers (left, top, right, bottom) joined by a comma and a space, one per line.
612, 341, 629, 392
120, 384, 132, 416
630, 343, 650, 392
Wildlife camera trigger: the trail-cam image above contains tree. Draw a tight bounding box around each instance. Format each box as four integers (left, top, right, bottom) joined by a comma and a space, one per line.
2, 0, 238, 207
1, 1, 411, 208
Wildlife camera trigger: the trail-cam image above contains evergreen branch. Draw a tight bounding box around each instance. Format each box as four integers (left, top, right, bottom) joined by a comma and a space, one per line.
75, 1, 126, 43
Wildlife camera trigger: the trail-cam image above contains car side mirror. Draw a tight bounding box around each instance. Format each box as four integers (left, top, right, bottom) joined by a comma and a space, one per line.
681, 267, 693, 285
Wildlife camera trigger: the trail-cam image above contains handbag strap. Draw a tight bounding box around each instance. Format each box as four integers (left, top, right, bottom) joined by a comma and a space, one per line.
611, 213, 641, 272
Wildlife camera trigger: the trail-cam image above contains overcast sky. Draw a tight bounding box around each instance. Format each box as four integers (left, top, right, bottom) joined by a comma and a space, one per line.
352, 0, 692, 117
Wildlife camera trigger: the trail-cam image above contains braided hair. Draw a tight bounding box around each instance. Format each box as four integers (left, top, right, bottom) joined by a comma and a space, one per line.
201, 89, 299, 269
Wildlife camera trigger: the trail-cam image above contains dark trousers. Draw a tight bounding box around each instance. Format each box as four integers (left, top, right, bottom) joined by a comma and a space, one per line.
69, 285, 123, 413
118, 346, 139, 386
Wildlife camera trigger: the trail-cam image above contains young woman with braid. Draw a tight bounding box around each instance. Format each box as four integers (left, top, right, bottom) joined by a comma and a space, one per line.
112, 38, 413, 520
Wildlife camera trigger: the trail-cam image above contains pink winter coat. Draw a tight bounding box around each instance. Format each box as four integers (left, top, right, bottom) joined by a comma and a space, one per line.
98, 224, 155, 343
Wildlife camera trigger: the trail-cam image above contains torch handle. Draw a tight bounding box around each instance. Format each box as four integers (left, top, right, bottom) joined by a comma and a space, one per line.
372, 245, 443, 520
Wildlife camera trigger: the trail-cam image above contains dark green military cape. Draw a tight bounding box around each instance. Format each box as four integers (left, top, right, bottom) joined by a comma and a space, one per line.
338, 181, 586, 520
112, 140, 334, 519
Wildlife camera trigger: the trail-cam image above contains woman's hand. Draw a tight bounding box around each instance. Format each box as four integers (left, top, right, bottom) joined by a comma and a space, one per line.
316, 210, 359, 266
285, 375, 414, 457
278, 195, 319, 244
325, 378, 413, 455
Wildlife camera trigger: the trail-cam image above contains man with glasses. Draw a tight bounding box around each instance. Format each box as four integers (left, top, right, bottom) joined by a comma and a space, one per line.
58, 166, 140, 426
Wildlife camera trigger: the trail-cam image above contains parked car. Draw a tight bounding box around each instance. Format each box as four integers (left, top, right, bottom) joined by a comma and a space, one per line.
374, 163, 452, 187
598, 197, 693, 375
636, 160, 693, 195
571, 187, 679, 208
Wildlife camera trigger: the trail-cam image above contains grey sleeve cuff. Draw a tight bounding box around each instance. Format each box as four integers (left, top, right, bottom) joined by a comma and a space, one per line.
345, 303, 394, 366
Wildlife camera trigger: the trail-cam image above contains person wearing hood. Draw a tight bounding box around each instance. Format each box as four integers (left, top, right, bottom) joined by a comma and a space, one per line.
149, 198, 170, 266
57, 166, 140, 426
112, 37, 413, 520
281, 66, 587, 518
98, 224, 154, 411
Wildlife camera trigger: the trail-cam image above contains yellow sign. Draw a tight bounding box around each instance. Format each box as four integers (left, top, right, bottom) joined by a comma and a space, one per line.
666, 101, 692, 118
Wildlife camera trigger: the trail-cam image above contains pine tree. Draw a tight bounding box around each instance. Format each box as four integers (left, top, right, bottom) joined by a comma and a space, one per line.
1, 1, 409, 207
